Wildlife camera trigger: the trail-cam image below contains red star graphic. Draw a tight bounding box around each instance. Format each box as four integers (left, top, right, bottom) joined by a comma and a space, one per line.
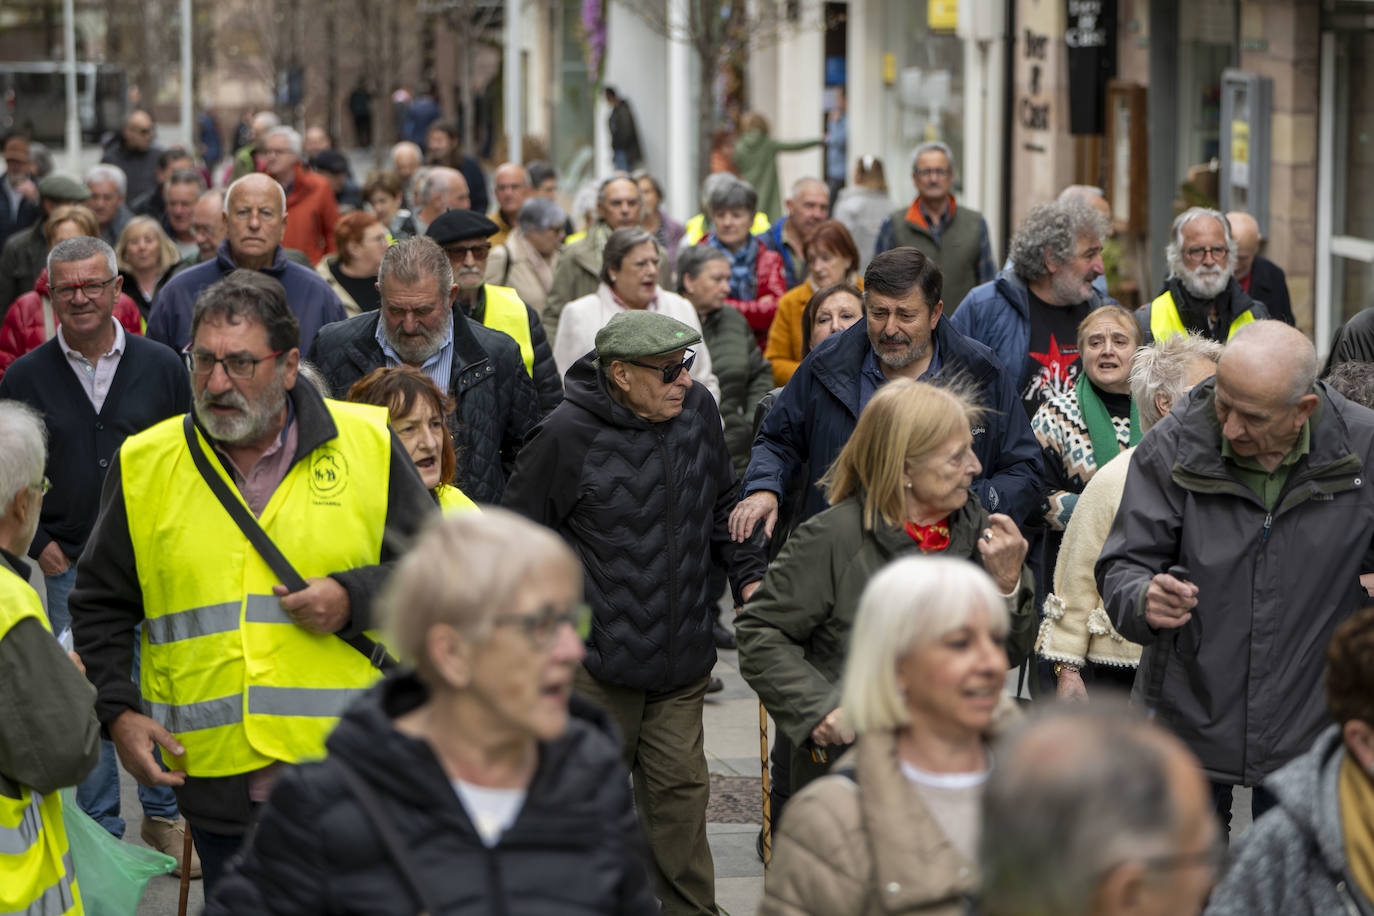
1029, 336, 1074, 383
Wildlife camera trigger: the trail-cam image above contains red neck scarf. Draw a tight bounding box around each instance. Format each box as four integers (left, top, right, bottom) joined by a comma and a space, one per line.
904, 518, 951, 552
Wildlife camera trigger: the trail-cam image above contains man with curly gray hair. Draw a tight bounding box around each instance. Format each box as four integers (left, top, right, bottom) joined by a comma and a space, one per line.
1137, 206, 1269, 344
950, 197, 1113, 416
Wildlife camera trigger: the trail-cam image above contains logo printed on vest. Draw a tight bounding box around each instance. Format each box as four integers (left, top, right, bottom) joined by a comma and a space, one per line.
310, 447, 349, 500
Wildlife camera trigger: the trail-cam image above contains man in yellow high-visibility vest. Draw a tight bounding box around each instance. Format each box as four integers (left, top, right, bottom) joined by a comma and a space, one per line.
69, 270, 435, 895
1137, 207, 1270, 345
427, 209, 563, 415
0, 401, 100, 915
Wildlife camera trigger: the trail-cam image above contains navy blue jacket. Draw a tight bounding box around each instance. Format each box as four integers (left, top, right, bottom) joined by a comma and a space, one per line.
758, 217, 802, 290
950, 267, 1116, 395
147, 241, 347, 357
740, 317, 1043, 525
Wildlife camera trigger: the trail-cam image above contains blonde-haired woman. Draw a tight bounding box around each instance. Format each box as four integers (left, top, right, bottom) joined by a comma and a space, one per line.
762, 557, 1018, 916
208, 509, 658, 914
116, 215, 180, 318
737, 378, 1034, 794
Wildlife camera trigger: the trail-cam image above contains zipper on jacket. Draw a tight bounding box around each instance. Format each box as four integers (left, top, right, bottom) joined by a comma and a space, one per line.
1336, 880, 1365, 916
487, 847, 509, 916
1262, 513, 1272, 540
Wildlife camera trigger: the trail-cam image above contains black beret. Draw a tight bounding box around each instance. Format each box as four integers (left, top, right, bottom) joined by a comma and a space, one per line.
425, 209, 499, 245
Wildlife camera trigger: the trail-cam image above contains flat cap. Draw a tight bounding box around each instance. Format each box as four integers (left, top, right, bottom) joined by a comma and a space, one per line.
595, 311, 702, 362
426, 209, 499, 245
38, 174, 91, 202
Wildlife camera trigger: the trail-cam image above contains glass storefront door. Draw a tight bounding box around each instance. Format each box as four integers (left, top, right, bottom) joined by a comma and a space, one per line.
1318, 17, 1374, 349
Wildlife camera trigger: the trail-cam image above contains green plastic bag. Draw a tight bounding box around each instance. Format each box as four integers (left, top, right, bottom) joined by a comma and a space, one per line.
61, 789, 176, 916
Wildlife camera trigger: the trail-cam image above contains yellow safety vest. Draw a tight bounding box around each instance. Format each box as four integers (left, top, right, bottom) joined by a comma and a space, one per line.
682, 211, 772, 246
1149, 290, 1256, 342
121, 401, 392, 777
484, 285, 535, 377
0, 566, 82, 916
435, 484, 479, 515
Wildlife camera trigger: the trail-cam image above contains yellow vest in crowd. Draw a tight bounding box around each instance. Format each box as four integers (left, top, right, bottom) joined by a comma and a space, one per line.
121, 401, 392, 778
436, 483, 479, 515
484, 285, 534, 377
0, 566, 82, 916
1150, 289, 1256, 342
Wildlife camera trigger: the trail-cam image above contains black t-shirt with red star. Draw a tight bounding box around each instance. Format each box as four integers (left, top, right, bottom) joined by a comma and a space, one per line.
1021, 290, 1093, 417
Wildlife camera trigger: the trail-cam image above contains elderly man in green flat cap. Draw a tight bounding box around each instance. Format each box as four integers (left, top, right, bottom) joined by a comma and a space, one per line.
503, 309, 765, 916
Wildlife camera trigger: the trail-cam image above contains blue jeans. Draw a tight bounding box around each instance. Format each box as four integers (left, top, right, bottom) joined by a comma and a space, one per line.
613, 149, 631, 172
44, 565, 76, 637
77, 741, 180, 837
77, 626, 180, 836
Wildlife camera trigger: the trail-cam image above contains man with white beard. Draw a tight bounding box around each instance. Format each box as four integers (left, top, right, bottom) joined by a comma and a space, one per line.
1138, 207, 1269, 344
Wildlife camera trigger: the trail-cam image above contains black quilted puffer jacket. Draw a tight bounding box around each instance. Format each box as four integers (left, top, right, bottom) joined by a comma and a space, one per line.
503, 355, 767, 692
311, 310, 541, 504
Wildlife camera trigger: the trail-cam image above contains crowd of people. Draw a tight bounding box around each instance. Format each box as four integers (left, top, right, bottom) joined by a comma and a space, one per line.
0, 101, 1371, 916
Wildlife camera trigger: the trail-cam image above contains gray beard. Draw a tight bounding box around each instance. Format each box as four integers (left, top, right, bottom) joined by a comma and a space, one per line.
383, 322, 446, 365
1181, 265, 1229, 300
193, 374, 288, 446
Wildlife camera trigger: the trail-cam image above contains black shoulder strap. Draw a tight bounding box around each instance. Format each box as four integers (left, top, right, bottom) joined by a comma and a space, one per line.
500, 244, 512, 286
181, 414, 397, 672
331, 757, 439, 916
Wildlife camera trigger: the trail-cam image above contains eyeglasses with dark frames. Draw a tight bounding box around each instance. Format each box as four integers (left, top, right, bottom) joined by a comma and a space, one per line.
624, 349, 696, 384
492, 603, 592, 649
443, 242, 492, 262
183, 348, 285, 380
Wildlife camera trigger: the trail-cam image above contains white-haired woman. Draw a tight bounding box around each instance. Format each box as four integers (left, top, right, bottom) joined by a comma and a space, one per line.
206, 510, 658, 915
761, 556, 1018, 916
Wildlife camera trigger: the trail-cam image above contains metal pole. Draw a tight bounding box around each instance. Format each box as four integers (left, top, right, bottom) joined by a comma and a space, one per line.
504, 0, 522, 163
62, 0, 80, 174
181, 0, 194, 150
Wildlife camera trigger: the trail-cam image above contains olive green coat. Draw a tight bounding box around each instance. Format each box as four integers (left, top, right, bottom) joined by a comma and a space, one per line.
736, 494, 1034, 791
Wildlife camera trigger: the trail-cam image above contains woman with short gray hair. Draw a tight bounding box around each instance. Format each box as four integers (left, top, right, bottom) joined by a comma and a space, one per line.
207, 510, 659, 914
552, 227, 721, 400
485, 196, 567, 323
700, 176, 786, 350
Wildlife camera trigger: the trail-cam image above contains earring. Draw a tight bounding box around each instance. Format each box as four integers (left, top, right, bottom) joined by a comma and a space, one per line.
608, 274, 617, 284
903, 480, 913, 489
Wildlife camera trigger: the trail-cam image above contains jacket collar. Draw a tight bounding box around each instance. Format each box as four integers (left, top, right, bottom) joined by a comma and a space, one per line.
191, 377, 338, 471
1171, 379, 1361, 503
214, 239, 289, 276
809, 316, 1001, 418
848, 699, 1019, 910
905, 194, 956, 232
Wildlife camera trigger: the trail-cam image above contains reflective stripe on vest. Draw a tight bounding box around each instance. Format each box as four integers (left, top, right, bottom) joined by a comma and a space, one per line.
1149, 290, 1257, 342
121, 401, 393, 777
0, 568, 81, 916
484, 285, 534, 376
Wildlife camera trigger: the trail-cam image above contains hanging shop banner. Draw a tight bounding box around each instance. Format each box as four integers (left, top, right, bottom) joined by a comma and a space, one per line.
1065, 0, 1117, 135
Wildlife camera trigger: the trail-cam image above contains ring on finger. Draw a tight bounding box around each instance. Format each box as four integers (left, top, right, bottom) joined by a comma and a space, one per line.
983, 529, 994, 542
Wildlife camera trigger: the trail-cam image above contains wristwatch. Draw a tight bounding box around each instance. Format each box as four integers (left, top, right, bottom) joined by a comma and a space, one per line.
1053, 662, 1081, 678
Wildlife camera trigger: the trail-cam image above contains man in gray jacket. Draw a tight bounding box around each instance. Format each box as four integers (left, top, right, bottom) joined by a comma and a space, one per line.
1097, 320, 1374, 836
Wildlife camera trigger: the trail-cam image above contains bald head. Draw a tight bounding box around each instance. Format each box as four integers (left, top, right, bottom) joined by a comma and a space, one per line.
981, 704, 1218, 916
417, 166, 470, 220
123, 110, 155, 152
391, 142, 423, 181
1059, 184, 1111, 221
1227, 211, 1261, 280
1221, 321, 1316, 404
787, 177, 831, 238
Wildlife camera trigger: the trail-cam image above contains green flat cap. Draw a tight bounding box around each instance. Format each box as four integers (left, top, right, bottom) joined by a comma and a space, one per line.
37, 174, 91, 202
595, 311, 702, 362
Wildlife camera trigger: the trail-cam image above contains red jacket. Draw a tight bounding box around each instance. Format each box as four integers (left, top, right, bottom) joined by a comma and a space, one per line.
0, 270, 145, 380
275, 163, 340, 265
699, 236, 786, 350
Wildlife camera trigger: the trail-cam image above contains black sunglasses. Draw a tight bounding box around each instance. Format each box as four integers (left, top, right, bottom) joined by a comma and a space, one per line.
624, 350, 695, 384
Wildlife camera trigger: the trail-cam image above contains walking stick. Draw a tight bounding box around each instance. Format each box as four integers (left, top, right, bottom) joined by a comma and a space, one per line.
176, 825, 192, 916
759, 701, 771, 867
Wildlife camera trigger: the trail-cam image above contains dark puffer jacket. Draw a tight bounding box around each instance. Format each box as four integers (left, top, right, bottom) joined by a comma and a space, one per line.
206, 673, 659, 915
700, 304, 775, 476
311, 309, 541, 504
502, 355, 768, 691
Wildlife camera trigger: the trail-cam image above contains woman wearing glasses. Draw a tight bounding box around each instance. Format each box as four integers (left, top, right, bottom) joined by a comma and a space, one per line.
207, 510, 658, 914
552, 227, 721, 402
